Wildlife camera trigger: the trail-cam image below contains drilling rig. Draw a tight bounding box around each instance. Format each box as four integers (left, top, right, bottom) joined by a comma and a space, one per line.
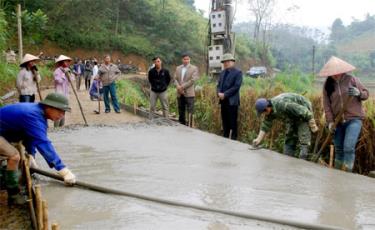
208, 0, 235, 79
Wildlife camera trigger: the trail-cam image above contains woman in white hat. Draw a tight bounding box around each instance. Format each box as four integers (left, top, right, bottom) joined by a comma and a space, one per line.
16, 54, 41, 102
319, 56, 369, 172
53, 55, 73, 127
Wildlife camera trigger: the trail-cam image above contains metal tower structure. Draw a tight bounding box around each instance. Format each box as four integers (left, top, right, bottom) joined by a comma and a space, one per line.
208, 0, 235, 79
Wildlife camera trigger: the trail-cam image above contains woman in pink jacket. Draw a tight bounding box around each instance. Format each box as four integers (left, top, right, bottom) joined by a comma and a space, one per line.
319, 56, 369, 172
54, 55, 73, 127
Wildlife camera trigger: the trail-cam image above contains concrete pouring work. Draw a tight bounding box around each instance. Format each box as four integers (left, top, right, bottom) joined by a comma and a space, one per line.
30, 121, 374, 230
1, 1, 375, 229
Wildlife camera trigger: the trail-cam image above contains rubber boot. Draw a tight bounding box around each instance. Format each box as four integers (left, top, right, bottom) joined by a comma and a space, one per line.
283, 144, 295, 157
5, 170, 26, 205
341, 163, 353, 173
334, 159, 343, 170
299, 145, 309, 160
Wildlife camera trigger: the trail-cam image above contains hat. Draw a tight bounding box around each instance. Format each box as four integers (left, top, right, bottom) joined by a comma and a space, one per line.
20, 54, 40, 66
318, 56, 356, 77
40, 93, 71, 112
255, 98, 269, 116
221, 53, 235, 63
55, 55, 72, 63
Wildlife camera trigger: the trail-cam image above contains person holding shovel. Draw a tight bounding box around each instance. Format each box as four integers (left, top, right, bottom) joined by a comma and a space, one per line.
53, 55, 73, 127
319, 56, 369, 172
253, 93, 319, 160
16, 54, 41, 102
0, 92, 76, 205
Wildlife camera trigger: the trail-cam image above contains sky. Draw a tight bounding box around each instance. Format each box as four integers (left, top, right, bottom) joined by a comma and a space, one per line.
194, 0, 375, 30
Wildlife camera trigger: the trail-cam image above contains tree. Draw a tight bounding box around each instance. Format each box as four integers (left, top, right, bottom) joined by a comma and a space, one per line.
330, 18, 346, 42
248, 0, 274, 41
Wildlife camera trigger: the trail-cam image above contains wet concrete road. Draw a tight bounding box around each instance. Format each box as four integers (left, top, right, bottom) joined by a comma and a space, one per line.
38, 122, 375, 229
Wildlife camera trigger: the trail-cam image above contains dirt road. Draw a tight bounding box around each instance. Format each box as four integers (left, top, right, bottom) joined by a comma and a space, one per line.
41, 84, 144, 126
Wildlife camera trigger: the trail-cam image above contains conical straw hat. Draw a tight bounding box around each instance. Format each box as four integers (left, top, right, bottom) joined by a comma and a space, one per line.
55, 55, 72, 63
20, 54, 40, 66
318, 56, 356, 77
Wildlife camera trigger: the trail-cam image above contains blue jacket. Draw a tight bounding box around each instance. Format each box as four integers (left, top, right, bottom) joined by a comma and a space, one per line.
73, 63, 85, 75
0, 103, 65, 170
217, 67, 243, 106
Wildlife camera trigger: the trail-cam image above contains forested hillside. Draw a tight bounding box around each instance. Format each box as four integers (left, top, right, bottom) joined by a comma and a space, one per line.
234, 15, 375, 78
2, 0, 207, 64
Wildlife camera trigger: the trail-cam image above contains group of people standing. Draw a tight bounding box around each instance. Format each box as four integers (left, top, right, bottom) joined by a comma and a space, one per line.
147, 52, 242, 133
148, 53, 199, 126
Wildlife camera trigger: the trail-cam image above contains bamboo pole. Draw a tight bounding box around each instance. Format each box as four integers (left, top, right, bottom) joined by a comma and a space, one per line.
35, 185, 43, 230
64, 71, 88, 126
329, 144, 334, 168
17, 4, 23, 61
31, 167, 342, 230
24, 158, 32, 199
51, 223, 59, 230
28, 199, 38, 230
42, 200, 49, 230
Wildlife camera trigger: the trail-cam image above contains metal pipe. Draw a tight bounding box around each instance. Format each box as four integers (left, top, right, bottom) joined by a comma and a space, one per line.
31, 167, 343, 230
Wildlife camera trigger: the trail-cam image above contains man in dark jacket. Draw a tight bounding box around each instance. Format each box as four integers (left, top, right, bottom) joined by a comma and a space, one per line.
73, 59, 85, 91
217, 53, 243, 140
148, 56, 171, 118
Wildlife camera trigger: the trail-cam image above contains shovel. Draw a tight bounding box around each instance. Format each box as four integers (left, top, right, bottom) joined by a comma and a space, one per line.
312, 96, 353, 162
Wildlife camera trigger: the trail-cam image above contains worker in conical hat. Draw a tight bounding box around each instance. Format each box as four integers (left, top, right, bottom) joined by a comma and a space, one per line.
53, 55, 73, 127
319, 56, 369, 172
16, 54, 41, 102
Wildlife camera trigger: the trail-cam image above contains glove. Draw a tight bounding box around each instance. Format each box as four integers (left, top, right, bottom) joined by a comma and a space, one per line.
348, 87, 360, 97
308, 118, 319, 133
253, 130, 266, 147
29, 155, 38, 169
58, 168, 76, 185
328, 122, 335, 133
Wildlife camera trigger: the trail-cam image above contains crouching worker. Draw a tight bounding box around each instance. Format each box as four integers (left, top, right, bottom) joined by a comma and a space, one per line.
0, 92, 76, 204
89, 79, 103, 101
253, 93, 319, 160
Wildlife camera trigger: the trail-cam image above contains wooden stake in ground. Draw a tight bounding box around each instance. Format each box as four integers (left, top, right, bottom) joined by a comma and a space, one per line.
35, 185, 43, 230
42, 200, 49, 230
64, 70, 88, 126
51, 223, 60, 230
329, 144, 334, 168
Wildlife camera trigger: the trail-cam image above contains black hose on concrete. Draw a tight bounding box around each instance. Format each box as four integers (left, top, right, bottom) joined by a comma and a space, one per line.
31, 167, 344, 230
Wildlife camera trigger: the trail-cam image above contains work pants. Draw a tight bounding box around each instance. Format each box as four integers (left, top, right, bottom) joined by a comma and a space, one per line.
284, 121, 311, 159
220, 99, 238, 140
178, 95, 194, 126
76, 74, 83, 91
150, 90, 169, 118
334, 119, 362, 172
103, 82, 120, 113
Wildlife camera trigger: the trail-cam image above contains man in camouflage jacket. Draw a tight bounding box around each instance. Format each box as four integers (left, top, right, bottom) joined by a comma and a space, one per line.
253, 93, 319, 160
